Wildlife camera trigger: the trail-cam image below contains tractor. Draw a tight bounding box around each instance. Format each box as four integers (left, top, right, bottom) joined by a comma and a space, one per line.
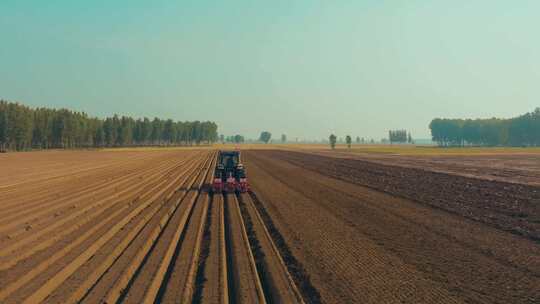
212, 150, 249, 193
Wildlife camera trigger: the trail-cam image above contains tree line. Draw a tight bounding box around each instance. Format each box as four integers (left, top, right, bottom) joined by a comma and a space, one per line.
221, 134, 245, 143
0, 100, 218, 151
429, 108, 540, 147
388, 130, 414, 144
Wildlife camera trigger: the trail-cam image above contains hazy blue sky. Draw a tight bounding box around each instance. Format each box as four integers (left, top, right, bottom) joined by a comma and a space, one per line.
1, 1, 539, 140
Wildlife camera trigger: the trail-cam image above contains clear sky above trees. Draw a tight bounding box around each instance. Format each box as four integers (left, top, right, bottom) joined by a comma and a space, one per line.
1, 1, 539, 140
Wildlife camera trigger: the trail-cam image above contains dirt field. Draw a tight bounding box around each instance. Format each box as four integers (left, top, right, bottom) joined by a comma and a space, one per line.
244, 149, 540, 304
0, 147, 538, 303
312, 148, 540, 186
229, 144, 540, 186
0, 149, 302, 304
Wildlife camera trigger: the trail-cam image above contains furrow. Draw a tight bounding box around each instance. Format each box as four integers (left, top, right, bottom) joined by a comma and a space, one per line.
200, 192, 230, 304
158, 153, 217, 303
54, 155, 205, 304
79, 154, 208, 304
225, 193, 266, 304
13, 154, 204, 304
122, 152, 214, 303
0, 155, 194, 269
238, 193, 304, 304
0, 154, 188, 236
0, 154, 196, 302
0, 152, 160, 209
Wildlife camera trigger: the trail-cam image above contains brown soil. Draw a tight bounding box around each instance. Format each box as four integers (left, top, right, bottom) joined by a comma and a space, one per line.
199, 193, 229, 304
0, 149, 304, 304
312, 149, 540, 186
224, 193, 266, 303
260, 150, 540, 241
244, 150, 540, 304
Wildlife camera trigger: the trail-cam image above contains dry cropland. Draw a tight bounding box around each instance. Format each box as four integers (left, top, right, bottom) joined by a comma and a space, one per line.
0, 146, 539, 304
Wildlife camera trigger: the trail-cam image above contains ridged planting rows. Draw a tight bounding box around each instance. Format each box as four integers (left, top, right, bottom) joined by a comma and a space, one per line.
0, 149, 306, 304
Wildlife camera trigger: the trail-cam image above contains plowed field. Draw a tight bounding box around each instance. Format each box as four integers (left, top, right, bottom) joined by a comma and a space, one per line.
1, 148, 538, 304
244, 150, 539, 304
0, 149, 303, 304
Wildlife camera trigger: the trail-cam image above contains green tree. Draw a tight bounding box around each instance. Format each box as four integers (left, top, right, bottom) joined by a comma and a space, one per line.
150, 118, 162, 145
32, 108, 50, 148
117, 116, 133, 146
141, 117, 152, 145
259, 131, 272, 144
346, 135, 352, 148
0, 100, 220, 151
190, 121, 201, 145
162, 119, 176, 145
103, 118, 115, 147
329, 134, 337, 149
389, 130, 408, 144
111, 114, 121, 146
462, 120, 481, 145
234, 134, 244, 143
94, 123, 105, 147
0, 102, 8, 151
281, 134, 287, 143
429, 111, 540, 147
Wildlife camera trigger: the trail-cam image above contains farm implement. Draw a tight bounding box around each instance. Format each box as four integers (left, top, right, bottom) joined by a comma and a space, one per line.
212, 150, 249, 193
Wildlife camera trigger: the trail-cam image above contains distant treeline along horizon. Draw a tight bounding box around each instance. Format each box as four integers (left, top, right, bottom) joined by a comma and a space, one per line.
429, 108, 540, 147
0, 100, 218, 151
